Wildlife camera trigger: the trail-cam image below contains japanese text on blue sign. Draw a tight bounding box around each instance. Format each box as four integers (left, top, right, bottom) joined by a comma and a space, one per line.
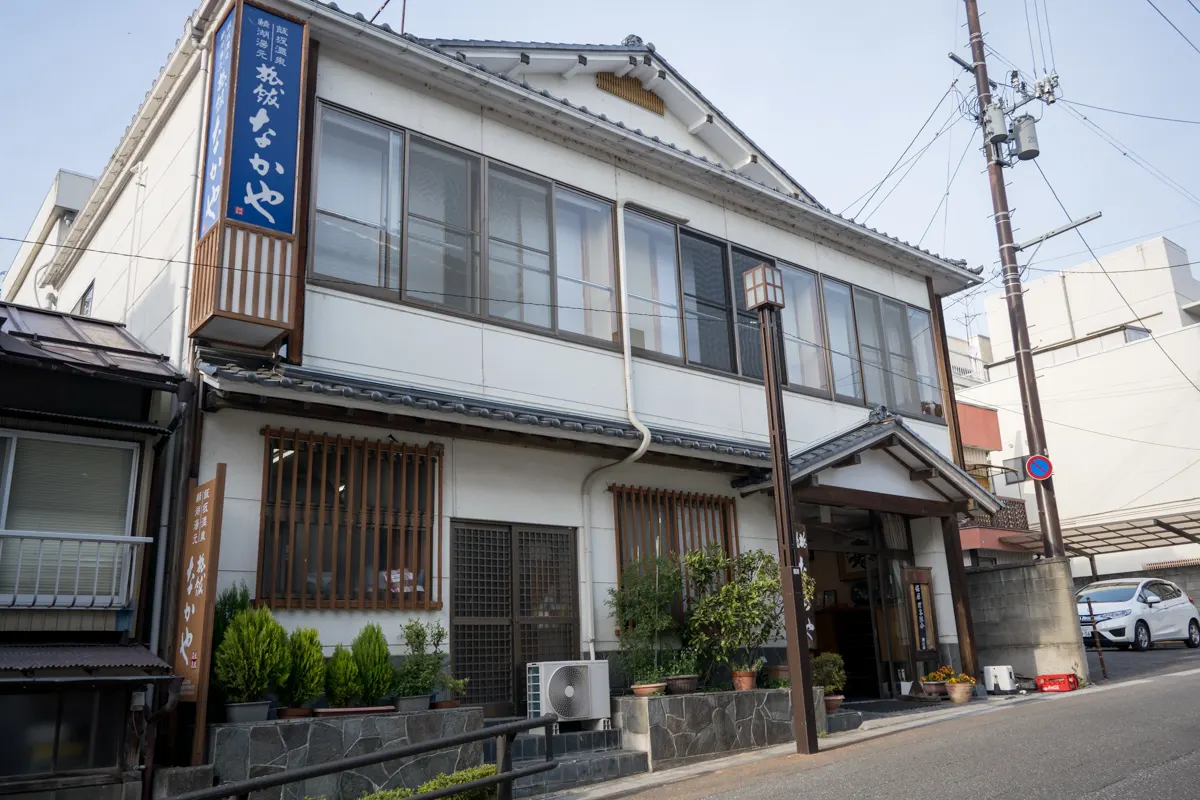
198, 15, 235, 239
227, 5, 302, 235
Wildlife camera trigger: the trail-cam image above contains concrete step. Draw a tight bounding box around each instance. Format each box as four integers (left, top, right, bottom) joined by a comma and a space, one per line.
826, 711, 864, 734
483, 729, 622, 762
511, 749, 649, 798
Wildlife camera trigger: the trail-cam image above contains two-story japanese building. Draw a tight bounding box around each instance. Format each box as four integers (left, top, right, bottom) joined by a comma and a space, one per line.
4, 0, 1000, 722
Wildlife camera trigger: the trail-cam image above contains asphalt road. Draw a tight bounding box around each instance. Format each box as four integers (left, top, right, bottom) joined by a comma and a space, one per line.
616, 663, 1200, 800
1086, 640, 1200, 682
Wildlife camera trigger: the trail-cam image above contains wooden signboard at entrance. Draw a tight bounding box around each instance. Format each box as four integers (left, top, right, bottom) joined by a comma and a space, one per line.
172, 463, 226, 765
902, 567, 938, 657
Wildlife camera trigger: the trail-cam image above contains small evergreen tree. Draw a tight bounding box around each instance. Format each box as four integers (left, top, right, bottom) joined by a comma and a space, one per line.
213, 607, 289, 703
281, 628, 326, 708
353, 623, 395, 704
325, 644, 361, 708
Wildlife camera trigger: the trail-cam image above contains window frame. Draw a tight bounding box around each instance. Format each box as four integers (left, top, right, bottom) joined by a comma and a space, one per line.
778, 261, 834, 400
678, 228, 737, 373
820, 275, 867, 405
72, 281, 94, 317
0, 429, 140, 538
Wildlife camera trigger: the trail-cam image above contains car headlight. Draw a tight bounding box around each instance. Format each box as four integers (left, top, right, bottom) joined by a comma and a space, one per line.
1080, 609, 1131, 623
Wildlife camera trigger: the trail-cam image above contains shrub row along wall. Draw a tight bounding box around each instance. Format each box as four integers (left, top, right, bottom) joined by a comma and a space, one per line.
209, 708, 483, 800
966, 557, 1088, 682
616, 688, 825, 771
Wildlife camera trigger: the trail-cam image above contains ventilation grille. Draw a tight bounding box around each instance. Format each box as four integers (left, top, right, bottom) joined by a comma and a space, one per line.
547, 664, 591, 719
596, 73, 665, 115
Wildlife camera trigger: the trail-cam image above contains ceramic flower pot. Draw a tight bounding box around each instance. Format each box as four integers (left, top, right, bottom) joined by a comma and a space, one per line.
394, 694, 433, 712
277, 707, 312, 719
764, 665, 789, 683
631, 683, 667, 697
947, 683, 974, 704
824, 694, 845, 714
731, 671, 758, 691
225, 701, 271, 723
921, 680, 948, 697
665, 675, 699, 695
431, 699, 460, 709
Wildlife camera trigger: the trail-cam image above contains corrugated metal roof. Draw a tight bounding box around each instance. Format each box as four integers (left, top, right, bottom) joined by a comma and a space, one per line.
1143, 558, 1200, 571
0, 301, 181, 389
0, 644, 171, 673
199, 358, 773, 463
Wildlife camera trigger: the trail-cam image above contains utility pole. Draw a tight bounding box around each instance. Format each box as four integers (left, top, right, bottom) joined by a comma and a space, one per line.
961, 0, 1065, 558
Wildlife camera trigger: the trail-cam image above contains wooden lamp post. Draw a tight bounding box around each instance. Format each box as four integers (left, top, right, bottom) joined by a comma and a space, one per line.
742, 262, 819, 755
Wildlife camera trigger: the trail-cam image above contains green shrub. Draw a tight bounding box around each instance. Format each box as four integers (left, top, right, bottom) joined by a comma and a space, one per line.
606, 556, 680, 687
685, 547, 782, 673
355, 790, 412, 800
213, 606, 289, 703
394, 620, 444, 697
281, 628, 326, 707
416, 765, 498, 800
212, 581, 252, 653
812, 653, 846, 694
325, 644, 361, 708
353, 623, 395, 704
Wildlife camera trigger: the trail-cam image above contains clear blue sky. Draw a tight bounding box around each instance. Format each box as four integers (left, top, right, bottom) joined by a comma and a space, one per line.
2, 0, 1198, 337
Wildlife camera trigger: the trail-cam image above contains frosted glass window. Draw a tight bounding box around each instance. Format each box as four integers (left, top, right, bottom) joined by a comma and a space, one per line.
781, 265, 829, 392
624, 211, 681, 356
312, 108, 402, 288
406, 137, 481, 312
555, 189, 615, 341
487, 166, 552, 327
680, 232, 733, 372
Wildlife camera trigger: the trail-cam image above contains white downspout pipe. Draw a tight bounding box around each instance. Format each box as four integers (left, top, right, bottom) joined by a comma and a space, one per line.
150, 31, 209, 659
580, 199, 651, 660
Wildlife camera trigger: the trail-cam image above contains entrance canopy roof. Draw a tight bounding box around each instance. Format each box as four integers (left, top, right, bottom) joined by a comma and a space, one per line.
736, 406, 1003, 515
1001, 512, 1200, 558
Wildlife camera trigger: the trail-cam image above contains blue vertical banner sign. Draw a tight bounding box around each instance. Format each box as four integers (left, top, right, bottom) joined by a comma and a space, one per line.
198, 14, 235, 239
226, 4, 304, 235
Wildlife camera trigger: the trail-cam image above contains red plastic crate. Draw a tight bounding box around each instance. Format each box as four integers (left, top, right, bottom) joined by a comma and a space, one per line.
1035, 673, 1079, 693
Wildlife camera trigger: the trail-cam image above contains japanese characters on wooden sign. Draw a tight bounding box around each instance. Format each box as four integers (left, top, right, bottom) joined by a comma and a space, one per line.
903, 567, 938, 656
226, 3, 305, 234
174, 464, 227, 702
199, 12, 235, 239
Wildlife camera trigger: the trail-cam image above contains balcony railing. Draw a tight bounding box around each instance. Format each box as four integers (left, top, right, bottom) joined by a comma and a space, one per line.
0, 531, 151, 609
961, 497, 1030, 532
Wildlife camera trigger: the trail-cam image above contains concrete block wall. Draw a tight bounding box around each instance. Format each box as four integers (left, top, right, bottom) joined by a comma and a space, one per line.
966, 557, 1088, 682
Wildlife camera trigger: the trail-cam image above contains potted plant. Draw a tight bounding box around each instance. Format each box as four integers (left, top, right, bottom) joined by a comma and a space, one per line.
946, 672, 976, 704
394, 620, 442, 711
213, 607, 289, 722
279, 627, 325, 718
764, 572, 815, 683
921, 665, 955, 697
685, 547, 783, 692
434, 674, 469, 709
812, 653, 847, 713
351, 623, 397, 713
317, 644, 362, 716
665, 649, 699, 695
606, 555, 680, 696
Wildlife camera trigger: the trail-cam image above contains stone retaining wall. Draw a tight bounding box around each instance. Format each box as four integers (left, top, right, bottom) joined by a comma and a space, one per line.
208, 708, 483, 800
615, 688, 825, 771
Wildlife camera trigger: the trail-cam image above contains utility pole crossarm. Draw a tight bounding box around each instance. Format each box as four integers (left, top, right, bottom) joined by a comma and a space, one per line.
1015, 212, 1102, 252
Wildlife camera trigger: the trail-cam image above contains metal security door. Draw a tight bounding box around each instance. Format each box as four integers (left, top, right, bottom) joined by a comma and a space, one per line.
451, 522, 578, 716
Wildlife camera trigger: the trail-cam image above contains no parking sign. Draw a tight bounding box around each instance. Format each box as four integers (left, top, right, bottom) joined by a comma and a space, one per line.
1026, 455, 1053, 481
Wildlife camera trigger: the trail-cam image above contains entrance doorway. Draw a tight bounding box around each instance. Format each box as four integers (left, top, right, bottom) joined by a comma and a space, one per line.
801, 505, 919, 699
449, 521, 579, 716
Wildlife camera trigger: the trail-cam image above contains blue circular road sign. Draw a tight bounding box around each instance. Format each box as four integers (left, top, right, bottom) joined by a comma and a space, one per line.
1026, 455, 1053, 481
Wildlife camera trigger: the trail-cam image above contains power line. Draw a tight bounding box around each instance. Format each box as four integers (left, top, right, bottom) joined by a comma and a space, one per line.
1145, 0, 1200, 57
1025, 257, 1200, 275
1190, 0, 1200, 17
1034, 160, 1200, 399
1042, 0, 1058, 72
987, 402, 1200, 451
861, 110, 966, 224
1011, 219, 1200, 269
839, 81, 958, 218
1119, 454, 1200, 510
1060, 99, 1200, 126
919, 132, 976, 246
1032, 0, 1049, 73
1023, 0, 1042, 75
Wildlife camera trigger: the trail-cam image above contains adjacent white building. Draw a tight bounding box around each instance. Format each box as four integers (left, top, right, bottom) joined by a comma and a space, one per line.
961, 237, 1200, 577
3, 0, 999, 715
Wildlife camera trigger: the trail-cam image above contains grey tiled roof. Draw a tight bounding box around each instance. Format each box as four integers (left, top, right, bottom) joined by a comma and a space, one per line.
311, 3, 977, 274
199, 360, 772, 462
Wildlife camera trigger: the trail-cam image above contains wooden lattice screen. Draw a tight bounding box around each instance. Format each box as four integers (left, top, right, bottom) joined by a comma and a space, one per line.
610, 485, 739, 574
258, 428, 443, 610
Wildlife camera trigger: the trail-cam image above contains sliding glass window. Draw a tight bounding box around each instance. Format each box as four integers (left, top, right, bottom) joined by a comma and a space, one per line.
680, 232, 734, 372
311, 108, 402, 289
624, 211, 682, 357
555, 189, 616, 342
405, 137, 481, 313
780, 265, 828, 393
822, 278, 863, 400
908, 307, 942, 416
850, 287, 943, 418
731, 248, 770, 380
487, 165, 552, 328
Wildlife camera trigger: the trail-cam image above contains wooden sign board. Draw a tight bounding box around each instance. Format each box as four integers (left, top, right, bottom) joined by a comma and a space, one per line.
902, 566, 938, 657
172, 464, 226, 765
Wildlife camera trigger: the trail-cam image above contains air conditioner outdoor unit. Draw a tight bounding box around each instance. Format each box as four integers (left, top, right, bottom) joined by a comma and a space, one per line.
527, 660, 610, 723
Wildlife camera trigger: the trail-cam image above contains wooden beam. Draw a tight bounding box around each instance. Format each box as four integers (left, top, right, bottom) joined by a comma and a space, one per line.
870, 435, 900, 450
562, 54, 587, 79
791, 484, 960, 518
928, 277, 965, 467
942, 516, 979, 679
796, 473, 820, 490
910, 468, 939, 481
830, 453, 862, 469
1153, 518, 1200, 545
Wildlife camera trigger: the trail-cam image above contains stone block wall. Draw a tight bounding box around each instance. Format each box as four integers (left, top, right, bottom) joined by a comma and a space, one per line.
615, 688, 825, 771
966, 557, 1088, 682
208, 708, 483, 800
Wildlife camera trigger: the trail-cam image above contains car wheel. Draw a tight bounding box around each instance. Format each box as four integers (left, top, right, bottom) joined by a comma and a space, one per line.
1187, 620, 1200, 649
1133, 621, 1152, 651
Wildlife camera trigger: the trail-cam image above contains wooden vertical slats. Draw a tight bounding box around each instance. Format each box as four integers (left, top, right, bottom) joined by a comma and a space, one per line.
408, 450, 420, 609
316, 433, 328, 608
331, 435, 342, 607
286, 431, 299, 604
423, 447, 434, 611
729, 499, 741, 554
300, 433, 313, 608
256, 429, 272, 601
373, 441, 382, 610
270, 431, 286, 607
398, 443, 409, 609
611, 486, 624, 587
435, 448, 444, 608
345, 437, 357, 610
384, 440, 395, 610
358, 440, 368, 608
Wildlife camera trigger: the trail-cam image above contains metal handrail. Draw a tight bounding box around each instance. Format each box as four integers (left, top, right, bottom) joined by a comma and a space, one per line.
172, 713, 559, 800
0, 530, 151, 609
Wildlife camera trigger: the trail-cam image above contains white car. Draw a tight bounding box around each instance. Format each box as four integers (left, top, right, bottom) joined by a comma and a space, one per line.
1076, 578, 1200, 651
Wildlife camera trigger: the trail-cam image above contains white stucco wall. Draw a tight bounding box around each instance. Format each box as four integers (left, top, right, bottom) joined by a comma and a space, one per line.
910, 516, 958, 647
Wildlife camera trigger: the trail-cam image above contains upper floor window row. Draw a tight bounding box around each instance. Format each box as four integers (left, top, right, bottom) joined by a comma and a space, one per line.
309, 105, 943, 420
311, 105, 616, 343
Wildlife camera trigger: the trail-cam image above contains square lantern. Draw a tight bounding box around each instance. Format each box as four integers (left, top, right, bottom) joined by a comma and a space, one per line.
742, 262, 786, 311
